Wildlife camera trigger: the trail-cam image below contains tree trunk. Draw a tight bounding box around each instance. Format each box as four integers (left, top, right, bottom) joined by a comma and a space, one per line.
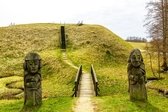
158, 46, 161, 78
162, 0, 168, 71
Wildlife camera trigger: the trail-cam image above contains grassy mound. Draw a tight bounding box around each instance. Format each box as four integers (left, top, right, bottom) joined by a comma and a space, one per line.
0, 23, 133, 111
65, 24, 132, 69
1, 23, 167, 112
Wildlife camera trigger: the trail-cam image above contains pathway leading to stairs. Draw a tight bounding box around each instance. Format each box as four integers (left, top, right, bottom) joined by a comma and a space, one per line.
62, 51, 78, 70
61, 50, 96, 112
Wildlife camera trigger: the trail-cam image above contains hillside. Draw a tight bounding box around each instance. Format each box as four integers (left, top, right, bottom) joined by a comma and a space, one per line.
2, 23, 167, 112
0, 23, 133, 111
65, 24, 132, 68
0, 23, 77, 111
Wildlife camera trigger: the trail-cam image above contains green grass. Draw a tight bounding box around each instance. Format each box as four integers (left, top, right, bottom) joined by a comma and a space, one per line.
40, 50, 77, 97
95, 90, 167, 112
0, 100, 22, 112
128, 42, 147, 50
0, 97, 74, 112
94, 64, 168, 112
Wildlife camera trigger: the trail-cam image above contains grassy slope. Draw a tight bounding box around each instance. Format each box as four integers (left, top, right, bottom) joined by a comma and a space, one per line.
66, 24, 132, 93
0, 23, 76, 111
1, 23, 168, 112
66, 24, 132, 69
127, 42, 146, 50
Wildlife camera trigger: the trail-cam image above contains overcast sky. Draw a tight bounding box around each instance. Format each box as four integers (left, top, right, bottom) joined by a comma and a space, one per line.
0, 0, 148, 40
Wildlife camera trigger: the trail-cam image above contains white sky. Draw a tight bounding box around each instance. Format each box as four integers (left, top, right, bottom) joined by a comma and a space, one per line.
0, 0, 148, 39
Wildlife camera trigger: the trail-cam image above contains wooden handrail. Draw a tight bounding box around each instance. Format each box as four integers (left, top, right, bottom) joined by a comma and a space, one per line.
72, 65, 82, 97
91, 64, 99, 96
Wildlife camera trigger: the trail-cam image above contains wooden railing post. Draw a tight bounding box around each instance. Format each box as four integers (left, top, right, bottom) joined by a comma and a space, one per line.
91, 64, 99, 96
72, 65, 82, 97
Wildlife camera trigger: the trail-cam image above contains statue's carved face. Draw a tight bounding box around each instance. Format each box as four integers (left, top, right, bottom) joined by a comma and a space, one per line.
130, 51, 141, 67
27, 60, 40, 74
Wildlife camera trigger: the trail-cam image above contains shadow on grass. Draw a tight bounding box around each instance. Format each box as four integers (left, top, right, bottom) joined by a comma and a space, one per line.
134, 101, 163, 112
20, 105, 41, 112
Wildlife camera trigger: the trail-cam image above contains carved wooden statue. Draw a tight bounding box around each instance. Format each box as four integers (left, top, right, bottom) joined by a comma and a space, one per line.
24, 52, 42, 106
127, 49, 147, 102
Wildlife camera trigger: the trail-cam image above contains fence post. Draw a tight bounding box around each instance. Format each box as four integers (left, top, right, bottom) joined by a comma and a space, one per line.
60, 26, 66, 49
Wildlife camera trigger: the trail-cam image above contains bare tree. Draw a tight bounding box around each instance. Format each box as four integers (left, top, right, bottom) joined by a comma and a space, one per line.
145, 0, 168, 71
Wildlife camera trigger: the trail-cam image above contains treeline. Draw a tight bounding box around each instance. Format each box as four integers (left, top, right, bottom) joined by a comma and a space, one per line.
126, 36, 147, 42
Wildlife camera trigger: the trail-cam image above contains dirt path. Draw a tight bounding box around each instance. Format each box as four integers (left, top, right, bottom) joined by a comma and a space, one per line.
62, 51, 78, 70
61, 51, 96, 112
